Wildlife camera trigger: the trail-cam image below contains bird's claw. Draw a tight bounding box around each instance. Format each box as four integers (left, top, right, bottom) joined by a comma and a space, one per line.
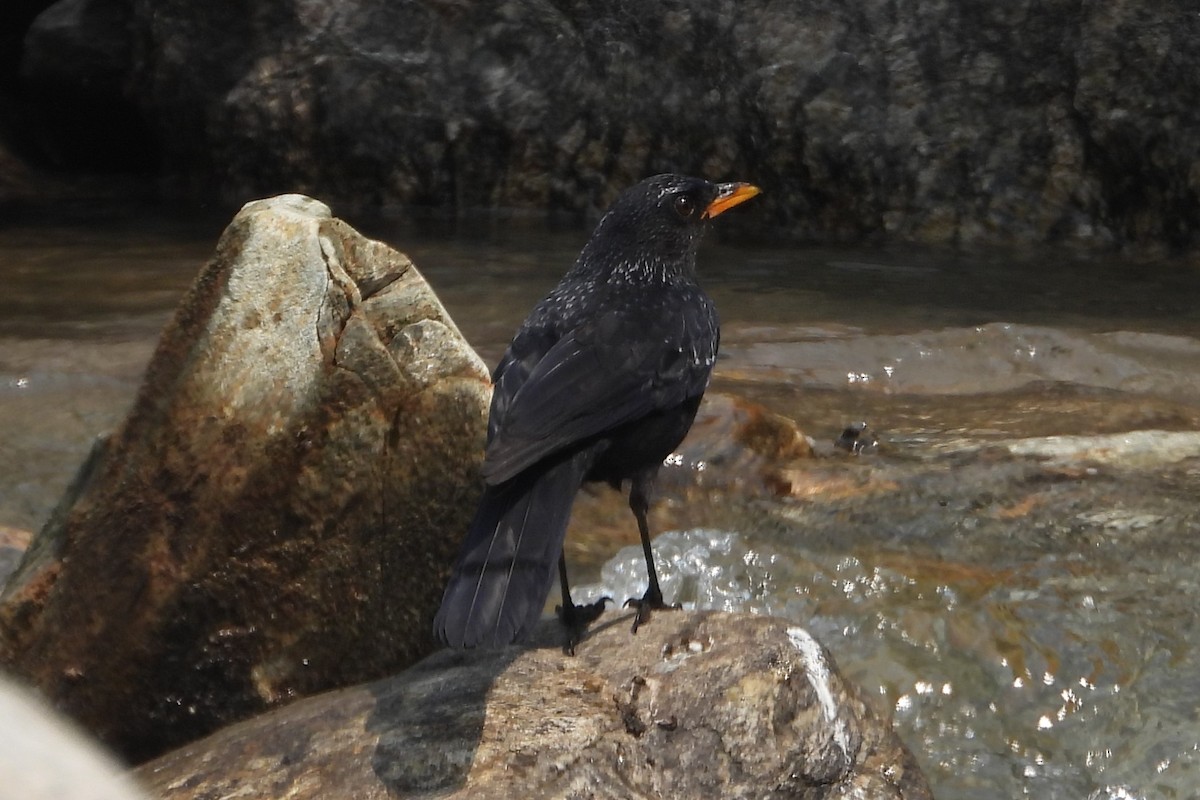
623, 588, 682, 634
556, 596, 612, 654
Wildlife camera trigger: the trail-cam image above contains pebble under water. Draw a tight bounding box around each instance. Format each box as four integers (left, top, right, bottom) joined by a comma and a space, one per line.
3, 208, 1200, 799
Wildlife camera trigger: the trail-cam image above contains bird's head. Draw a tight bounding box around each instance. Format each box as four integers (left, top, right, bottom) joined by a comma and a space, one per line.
577, 174, 761, 282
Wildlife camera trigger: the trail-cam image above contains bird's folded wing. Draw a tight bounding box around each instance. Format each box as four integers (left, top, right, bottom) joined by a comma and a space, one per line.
481, 311, 710, 485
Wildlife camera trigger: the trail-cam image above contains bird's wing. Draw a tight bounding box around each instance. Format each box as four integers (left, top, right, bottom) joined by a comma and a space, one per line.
486, 324, 556, 446
481, 303, 715, 485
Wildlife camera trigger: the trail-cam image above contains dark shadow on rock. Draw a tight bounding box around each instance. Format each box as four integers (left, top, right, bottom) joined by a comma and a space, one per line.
364, 613, 680, 795
366, 644, 523, 796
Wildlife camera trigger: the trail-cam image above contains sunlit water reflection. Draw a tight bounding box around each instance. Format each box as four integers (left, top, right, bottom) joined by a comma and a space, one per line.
3, 206, 1200, 799
574, 521, 1200, 799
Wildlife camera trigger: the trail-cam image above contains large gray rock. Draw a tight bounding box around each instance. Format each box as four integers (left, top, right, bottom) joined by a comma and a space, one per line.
0, 194, 491, 762
137, 611, 932, 800
19, 0, 1200, 250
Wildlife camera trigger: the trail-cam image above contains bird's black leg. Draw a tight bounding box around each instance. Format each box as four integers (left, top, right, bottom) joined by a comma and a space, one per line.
555, 553, 610, 654
623, 471, 681, 633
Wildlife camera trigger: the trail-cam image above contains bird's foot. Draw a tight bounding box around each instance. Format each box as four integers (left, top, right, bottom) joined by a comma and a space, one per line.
623, 586, 682, 634
556, 597, 612, 655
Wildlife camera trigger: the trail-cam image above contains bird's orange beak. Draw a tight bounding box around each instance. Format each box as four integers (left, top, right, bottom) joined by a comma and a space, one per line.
703, 182, 762, 219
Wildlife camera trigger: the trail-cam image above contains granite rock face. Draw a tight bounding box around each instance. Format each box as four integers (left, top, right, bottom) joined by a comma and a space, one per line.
17, 0, 1200, 250
0, 195, 491, 762
138, 611, 932, 800
11, 0, 1200, 250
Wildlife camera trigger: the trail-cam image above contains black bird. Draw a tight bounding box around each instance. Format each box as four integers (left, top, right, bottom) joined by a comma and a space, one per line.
434, 174, 760, 650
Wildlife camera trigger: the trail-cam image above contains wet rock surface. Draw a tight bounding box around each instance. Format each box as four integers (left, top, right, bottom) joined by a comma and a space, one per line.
12, 0, 1200, 250
721, 324, 1200, 401
137, 611, 931, 800
0, 195, 491, 762
668, 391, 815, 487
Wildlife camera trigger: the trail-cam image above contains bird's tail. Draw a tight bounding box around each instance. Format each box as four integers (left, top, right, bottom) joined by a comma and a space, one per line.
433, 450, 592, 649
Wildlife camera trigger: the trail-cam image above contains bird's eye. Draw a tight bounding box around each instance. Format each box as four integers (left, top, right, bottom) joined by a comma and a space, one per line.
673, 193, 696, 219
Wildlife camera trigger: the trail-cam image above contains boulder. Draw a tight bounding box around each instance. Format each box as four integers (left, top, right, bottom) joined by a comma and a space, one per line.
137, 611, 932, 800
0, 194, 491, 762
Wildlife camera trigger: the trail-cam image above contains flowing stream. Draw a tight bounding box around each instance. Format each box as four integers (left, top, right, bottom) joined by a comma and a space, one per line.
2, 205, 1200, 799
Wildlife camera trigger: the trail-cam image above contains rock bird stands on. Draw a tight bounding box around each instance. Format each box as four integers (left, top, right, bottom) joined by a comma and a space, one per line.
434, 174, 761, 650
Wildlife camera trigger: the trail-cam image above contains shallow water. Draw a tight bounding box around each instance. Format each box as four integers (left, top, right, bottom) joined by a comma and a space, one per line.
3, 206, 1200, 799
